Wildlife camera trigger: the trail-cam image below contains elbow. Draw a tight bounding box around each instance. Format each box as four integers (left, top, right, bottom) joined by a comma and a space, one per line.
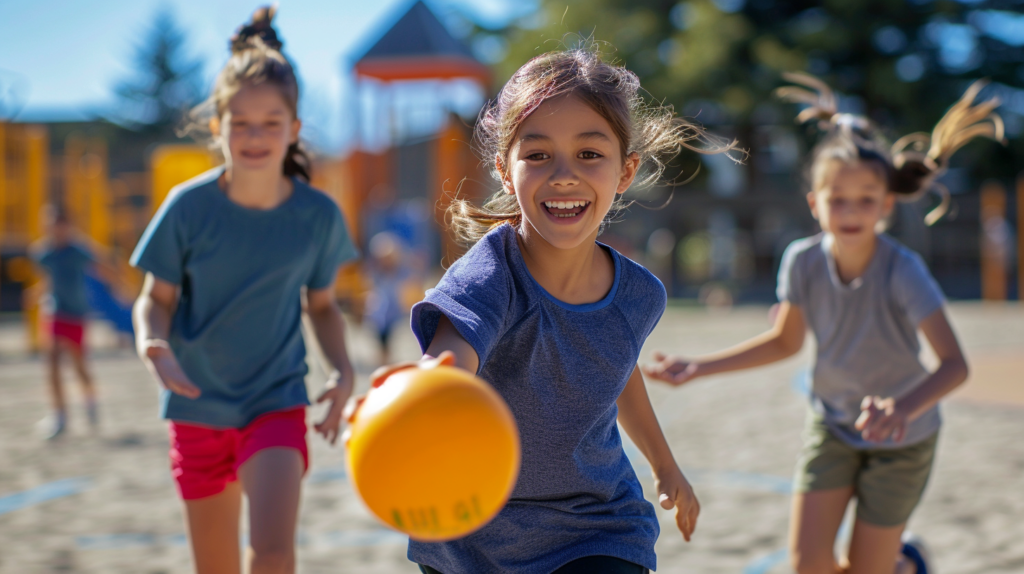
953, 356, 970, 386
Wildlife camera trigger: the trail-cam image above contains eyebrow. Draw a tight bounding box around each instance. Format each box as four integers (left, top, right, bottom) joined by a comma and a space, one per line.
518, 131, 613, 143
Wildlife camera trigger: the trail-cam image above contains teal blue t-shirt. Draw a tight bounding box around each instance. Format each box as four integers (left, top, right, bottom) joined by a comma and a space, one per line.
34, 241, 94, 319
130, 168, 358, 428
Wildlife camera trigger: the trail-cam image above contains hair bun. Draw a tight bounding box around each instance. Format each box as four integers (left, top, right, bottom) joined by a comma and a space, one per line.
890, 153, 934, 196
230, 5, 282, 53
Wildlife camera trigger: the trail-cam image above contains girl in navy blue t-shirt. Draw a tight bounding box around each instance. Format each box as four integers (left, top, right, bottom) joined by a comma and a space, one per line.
131, 8, 356, 574
360, 47, 741, 574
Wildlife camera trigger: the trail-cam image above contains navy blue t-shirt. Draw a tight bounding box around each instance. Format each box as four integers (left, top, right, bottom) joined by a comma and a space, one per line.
34, 241, 94, 318
130, 168, 358, 428
410, 223, 666, 574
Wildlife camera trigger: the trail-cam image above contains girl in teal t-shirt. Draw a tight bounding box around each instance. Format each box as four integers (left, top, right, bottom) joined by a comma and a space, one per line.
131, 8, 356, 573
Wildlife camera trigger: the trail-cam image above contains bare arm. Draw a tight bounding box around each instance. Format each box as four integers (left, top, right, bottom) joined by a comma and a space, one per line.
643, 302, 807, 385
856, 308, 969, 442
133, 273, 200, 398
617, 365, 699, 541
305, 285, 356, 444
423, 315, 479, 373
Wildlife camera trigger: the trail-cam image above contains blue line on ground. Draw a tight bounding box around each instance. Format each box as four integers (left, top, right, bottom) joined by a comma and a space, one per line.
0, 477, 93, 516
743, 548, 789, 574
308, 465, 347, 484
76, 529, 406, 550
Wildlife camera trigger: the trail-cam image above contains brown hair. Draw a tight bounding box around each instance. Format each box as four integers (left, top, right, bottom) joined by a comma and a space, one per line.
777, 72, 1005, 225
185, 6, 311, 182
448, 46, 742, 246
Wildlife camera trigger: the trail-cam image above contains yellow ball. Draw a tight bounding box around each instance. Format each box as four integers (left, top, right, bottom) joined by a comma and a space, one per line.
346, 364, 521, 541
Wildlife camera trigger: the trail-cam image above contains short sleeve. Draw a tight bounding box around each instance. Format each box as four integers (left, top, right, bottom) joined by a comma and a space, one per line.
130, 193, 186, 285
307, 204, 359, 290
892, 250, 945, 326
776, 241, 805, 305
410, 235, 512, 371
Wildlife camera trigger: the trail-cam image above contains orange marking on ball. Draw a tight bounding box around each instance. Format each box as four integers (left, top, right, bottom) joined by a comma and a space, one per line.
346, 364, 521, 541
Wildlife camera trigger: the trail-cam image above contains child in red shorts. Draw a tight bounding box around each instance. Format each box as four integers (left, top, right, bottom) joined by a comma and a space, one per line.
131, 8, 357, 574
29, 207, 100, 439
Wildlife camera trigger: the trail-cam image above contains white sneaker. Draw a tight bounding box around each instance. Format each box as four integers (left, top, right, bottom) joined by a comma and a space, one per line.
901, 531, 934, 574
37, 413, 67, 441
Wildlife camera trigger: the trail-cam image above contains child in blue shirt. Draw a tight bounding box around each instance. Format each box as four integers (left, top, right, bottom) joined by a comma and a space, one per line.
29, 207, 100, 439
131, 8, 357, 574
645, 74, 1003, 574
362, 47, 740, 574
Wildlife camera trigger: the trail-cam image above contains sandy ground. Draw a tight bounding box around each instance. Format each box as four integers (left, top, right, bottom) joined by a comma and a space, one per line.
0, 302, 1022, 573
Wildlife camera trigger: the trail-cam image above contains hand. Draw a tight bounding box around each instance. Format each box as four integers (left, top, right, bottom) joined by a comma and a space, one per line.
654, 464, 700, 542
855, 395, 907, 443
140, 339, 201, 399
642, 352, 700, 386
314, 370, 354, 445
340, 351, 457, 445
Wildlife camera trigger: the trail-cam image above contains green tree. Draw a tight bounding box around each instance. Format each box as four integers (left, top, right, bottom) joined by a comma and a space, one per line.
112, 8, 205, 139
490, 0, 1022, 179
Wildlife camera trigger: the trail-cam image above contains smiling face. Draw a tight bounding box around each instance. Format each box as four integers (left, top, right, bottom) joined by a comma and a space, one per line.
501, 95, 638, 250
215, 83, 300, 175
808, 160, 895, 248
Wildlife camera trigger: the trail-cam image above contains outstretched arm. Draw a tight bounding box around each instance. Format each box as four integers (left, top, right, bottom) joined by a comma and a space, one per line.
856, 308, 969, 442
617, 365, 699, 541
305, 284, 356, 445
643, 302, 807, 386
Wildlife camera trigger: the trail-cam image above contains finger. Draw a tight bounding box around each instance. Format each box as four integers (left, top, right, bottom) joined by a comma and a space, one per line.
168, 379, 201, 399
316, 383, 338, 404
652, 351, 666, 362
659, 492, 674, 510
423, 350, 457, 369
860, 395, 874, 411
369, 362, 418, 388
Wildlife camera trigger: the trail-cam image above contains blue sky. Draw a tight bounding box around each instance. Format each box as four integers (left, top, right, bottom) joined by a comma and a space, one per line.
0, 0, 530, 150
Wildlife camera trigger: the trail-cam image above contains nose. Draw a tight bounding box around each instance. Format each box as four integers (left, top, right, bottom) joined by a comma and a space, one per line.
548, 157, 579, 187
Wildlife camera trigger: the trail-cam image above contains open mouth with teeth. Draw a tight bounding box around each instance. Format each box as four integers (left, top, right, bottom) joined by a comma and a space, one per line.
542, 199, 591, 219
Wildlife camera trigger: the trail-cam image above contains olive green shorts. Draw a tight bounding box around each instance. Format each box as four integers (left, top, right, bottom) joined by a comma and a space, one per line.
793, 411, 938, 527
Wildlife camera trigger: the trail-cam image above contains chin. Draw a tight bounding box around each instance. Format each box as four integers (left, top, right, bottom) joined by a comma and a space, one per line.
523, 218, 601, 250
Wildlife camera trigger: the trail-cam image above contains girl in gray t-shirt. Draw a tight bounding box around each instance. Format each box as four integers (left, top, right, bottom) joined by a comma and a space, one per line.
352, 48, 740, 574
645, 74, 1003, 574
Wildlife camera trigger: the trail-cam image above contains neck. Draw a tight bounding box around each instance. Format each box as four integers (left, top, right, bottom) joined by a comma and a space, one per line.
516, 223, 613, 305
830, 232, 878, 284
221, 165, 292, 209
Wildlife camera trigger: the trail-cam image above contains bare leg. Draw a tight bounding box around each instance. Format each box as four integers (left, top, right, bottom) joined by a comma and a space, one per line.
789, 487, 854, 574
182, 481, 243, 574
46, 342, 66, 415
844, 519, 914, 574
238, 447, 304, 574
68, 343, 98, 427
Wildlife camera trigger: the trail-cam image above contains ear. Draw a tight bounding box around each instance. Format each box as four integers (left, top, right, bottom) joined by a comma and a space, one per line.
882, 192, 896, 218
617, 152, 641, 195
496, 153, 513, 195
806, 191, 819, 220
209, 117, 221, 138
290, 118, 302, 145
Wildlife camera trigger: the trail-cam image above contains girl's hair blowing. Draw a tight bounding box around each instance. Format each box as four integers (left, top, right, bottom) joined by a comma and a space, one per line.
186, 6, 311, 182
777, 72, 1005, 225
448, 46, 742, 246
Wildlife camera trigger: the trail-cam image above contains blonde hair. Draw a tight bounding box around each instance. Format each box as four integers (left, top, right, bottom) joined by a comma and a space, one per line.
448, 46, 742, 246
185, 6, 311, 181
777, 72, 1005, 225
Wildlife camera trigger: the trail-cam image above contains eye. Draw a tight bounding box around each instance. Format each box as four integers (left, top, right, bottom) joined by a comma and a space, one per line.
524, 152, 550, 161
578, 150, 602, 159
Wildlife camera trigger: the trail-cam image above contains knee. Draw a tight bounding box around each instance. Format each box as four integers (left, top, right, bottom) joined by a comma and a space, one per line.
790, 549, 836, 574
248, 546, 295, 574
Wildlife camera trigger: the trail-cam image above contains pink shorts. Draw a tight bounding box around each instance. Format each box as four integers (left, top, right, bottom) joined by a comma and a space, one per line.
168, 407, 309, 500
49, 315, 85, 350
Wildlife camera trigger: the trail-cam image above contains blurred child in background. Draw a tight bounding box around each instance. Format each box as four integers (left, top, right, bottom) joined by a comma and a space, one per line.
29, 206, 100, 439
645, 74, 1004, 574
131, 8, 357, 574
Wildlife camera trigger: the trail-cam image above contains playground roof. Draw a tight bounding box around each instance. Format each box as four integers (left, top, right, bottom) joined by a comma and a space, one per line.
353, 0, 490, 86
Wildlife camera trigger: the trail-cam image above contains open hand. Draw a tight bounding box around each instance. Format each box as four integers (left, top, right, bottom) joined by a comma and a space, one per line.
315, 371, 354, 445
642, 352, 700, 386
855, 395, 907, 443
340, 351, 457, 445
141, 339, 201, 399
654, 465, 700, 541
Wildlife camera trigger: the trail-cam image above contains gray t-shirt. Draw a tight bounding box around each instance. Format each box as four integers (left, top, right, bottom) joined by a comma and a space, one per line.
777, 233, 945, 449
410, 223, 664, 574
